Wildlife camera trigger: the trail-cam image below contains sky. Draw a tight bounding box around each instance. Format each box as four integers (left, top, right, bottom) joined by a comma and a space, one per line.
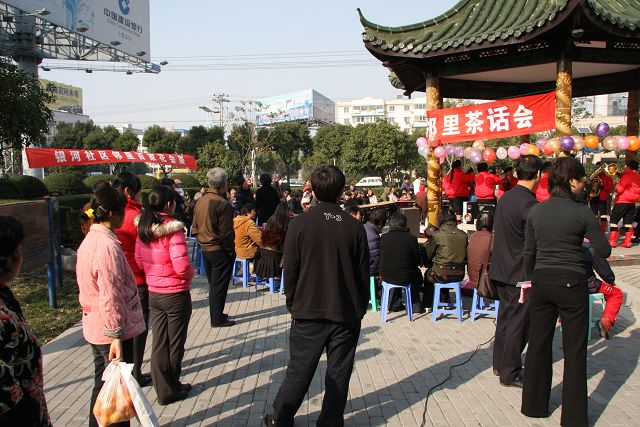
40, 0, 459, 130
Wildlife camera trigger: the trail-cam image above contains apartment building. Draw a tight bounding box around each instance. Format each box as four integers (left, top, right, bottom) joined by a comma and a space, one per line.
335, 96, 428, 133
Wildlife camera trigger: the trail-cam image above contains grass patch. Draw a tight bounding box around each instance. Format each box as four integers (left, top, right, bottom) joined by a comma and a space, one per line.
9, 266, 81, 344
0, 199, 30, 206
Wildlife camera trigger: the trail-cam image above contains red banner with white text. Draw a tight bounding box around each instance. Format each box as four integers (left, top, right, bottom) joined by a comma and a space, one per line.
426, 92, 556, 143
25, 148, 197, 169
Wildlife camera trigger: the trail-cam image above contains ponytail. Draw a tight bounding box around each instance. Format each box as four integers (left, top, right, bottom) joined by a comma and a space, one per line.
138, 185, 176, 244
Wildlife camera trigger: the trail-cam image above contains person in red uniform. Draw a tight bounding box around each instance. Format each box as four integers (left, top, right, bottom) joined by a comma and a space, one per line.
443, 160, 474, 221
474, 163, 501, 209
589, 162, 614, 232
609, 160, 640, 248
497, 166, 518, 200
534, 161, 552, 203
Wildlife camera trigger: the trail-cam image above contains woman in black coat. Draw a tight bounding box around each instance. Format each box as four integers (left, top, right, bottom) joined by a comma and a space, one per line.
379, 212, 425, 313
255, 174, 281, 226
521, 157, 610, 427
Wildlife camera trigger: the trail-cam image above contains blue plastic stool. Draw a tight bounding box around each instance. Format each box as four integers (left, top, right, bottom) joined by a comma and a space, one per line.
588, 293, 606, 341
369, 276, 377, 313
255, 276, 277, 293
432, 282, 463, 322
232, 258, 253, 288
470, 288, 499, 321
196, 247, 206, 276
279, 270, 285, 294
380, 281, 413, 322
188, 226, 198, 262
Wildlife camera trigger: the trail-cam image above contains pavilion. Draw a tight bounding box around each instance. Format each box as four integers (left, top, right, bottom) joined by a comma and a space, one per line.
359, 0, 640, 225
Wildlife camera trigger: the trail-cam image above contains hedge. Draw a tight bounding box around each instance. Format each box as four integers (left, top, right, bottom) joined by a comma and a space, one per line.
58, 194, 92, 211
12, 175, 49, 199
44, 173, 89, 195
172, 173, 201, 188
83, 174, 115, 190
0, 177, 21, 199
138, 174, 159, 189
58, 205, 85, 249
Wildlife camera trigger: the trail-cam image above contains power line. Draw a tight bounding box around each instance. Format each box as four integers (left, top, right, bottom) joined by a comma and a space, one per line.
153, 49, 367, 59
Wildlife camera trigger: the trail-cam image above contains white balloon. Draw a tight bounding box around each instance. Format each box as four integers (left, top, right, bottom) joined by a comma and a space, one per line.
496, 147, 508, 160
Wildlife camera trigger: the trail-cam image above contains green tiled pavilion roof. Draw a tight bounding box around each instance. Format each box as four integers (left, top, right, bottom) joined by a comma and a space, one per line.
359, 0, 640, 55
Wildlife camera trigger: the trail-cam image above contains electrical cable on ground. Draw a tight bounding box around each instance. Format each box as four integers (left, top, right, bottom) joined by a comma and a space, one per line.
419, 328, 496, 427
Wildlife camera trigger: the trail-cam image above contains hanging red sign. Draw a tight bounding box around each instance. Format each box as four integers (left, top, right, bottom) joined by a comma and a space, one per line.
25, 148, 197, 169
426, 91, 556, 143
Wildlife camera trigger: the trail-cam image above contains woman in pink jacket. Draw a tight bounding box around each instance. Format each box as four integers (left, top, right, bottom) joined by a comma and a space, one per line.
76, 183, 145, 427
135, 185, 194, 405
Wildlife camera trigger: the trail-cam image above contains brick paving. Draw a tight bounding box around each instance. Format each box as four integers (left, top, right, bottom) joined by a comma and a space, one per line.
44, 265, 640, 426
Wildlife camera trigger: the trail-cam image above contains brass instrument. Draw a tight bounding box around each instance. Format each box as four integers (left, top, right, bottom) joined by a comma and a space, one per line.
589, 163, 618, 199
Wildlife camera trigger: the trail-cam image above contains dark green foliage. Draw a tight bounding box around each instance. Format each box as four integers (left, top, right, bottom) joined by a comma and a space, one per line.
83, 174, 116, 190
172, 173, 200, 188
138, 174, 159, 189
195, 143, 243, 187
0, 176, 20, 199
58, 205, 85, 249
12, 175, 49, 199
43, 173, 89, 195
57, 194, 92, 211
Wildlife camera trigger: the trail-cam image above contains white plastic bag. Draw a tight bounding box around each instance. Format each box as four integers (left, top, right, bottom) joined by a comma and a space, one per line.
119, 363, 159, 427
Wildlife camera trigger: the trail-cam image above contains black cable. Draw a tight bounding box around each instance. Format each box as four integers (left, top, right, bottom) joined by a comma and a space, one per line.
419, 327, 496, 427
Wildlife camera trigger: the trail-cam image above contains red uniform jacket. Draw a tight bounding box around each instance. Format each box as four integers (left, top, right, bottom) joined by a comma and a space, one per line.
444, 169, 473, 198
596, 172, 614, 202
114, 198, 146, 286
474, 172, 500, 200
535, 172, 550, 202
614, 170, 640, 204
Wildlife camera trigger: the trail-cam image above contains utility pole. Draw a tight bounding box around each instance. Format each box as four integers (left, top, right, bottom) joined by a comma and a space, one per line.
212, 93, 229, 129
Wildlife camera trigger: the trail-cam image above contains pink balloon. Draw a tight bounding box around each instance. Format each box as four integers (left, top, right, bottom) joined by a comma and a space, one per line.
519, 143, 530, 155
416, 137, 428, 147
536, 139, 547, 149
508, 146, 522, 159
433, 146, 446, 158
616, 135, 630, 150
428, 135, 441, 148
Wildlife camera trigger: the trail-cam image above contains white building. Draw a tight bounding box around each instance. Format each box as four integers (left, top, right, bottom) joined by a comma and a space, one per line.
336, 95, 428, 133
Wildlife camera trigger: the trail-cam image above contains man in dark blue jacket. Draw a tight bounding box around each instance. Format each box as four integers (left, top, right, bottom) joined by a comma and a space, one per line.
364, 208, 387, 277
264, 166, 370, 427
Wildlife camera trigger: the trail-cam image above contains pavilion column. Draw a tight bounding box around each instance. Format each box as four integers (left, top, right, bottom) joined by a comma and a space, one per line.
627, 89, 639, 161
426, 71, 442, 226
555, 52, 572, 156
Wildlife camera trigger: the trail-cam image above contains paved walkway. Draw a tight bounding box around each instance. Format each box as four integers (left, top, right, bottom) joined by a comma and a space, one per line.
44, 266, 640, 427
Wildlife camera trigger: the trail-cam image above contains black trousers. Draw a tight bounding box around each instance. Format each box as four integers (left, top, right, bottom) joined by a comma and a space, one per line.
202, 249, 234, 325
132, 284, 150, 381
421, 269, 464, 307
493, 282, 529, 383
272, 320, 361, 427
589, 198, 608, 217
89, 339, 133, 427
522, 269, 588, 427
149, 291, 192, 403
610, 203, 636, 230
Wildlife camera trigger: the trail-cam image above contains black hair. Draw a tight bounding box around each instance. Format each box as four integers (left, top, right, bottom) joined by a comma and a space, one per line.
113, 171, 142, 198
259, 173, 272, 186
369, 208, 387, 228
265, 203, 290, 235
345, 205, 361, 218
449, 160, 462, 183
438, 208, 457, 225
294, 190, 303, 198
240, 203, 256, 215
542, 161, 553, 171
0, 215, 25, 276
477, 163, 488, 172
159, 177, 174, 187
627, 160, 639, 171
388, 212, 407, 230
549, 157, 586, 195
138, 185, 176, 244
515, 155, 543, 181
90, 182, 127, 224
310, 165, 346, 203
476, 209, 495, 231
424, 225, 438, 239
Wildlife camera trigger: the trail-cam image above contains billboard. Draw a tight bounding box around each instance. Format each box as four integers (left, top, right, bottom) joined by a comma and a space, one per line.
4, 0, 150, 61
257, 89, 335, 125
40, 79, 83, 114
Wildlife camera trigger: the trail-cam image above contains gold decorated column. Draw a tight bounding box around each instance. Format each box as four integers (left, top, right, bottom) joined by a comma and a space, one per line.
627, 89, 639, 161
555, 52, 572, 157
426, 71, 442, 226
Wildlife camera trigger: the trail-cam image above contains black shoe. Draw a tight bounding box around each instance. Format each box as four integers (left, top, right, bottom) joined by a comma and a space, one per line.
390, 304, 405, 313
212, 320, 236, 327
178, 382, 192, 392
136, 373, 152, 387
500, 377, 524, 388
413, 306, 427, 314
158, 389, 189, 406
493, 369, 500, 377
263, 414, 277, 426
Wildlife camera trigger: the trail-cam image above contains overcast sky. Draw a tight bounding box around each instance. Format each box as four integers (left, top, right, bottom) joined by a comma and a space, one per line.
40, 1, 458, 130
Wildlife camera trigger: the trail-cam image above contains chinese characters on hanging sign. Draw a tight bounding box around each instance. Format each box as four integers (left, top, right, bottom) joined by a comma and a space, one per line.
426, 92, 556, 144
24, 148, 197, 170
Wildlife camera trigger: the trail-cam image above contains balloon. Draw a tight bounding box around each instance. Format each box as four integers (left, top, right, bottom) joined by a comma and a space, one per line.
542, 141, 555, 156
418, 145, 429, 157
454, 146, 465, 158
482, 147, 496, 163
525, 145, 540, 156
416, 137, 428, 147
433, 146, 446, 158
428, 135, 441, 148
572, 135, 584, 151
547, 137, 560, 151
444, 144, 455, 156
507, 146, 521, 160
602, 136, 617, 151
464, 146, 474, 159
472, 140, 485, 150
470, 149, 483, 164
595, 122, 610, 138
519, 143, 530, 155
559, 136, 575, 151
583, 146, 595, 153
615, 135, 630, 150
584, 135, 599, 149
629, 136, 640, 152
496, 147, 508, 160
536, 139, 547, 150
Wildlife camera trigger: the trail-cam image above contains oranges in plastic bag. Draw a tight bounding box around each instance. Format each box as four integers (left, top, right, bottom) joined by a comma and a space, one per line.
93, 364, 137, 426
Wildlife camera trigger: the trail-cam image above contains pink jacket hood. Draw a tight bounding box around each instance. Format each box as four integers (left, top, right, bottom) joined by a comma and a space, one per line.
134, 214, 193, 294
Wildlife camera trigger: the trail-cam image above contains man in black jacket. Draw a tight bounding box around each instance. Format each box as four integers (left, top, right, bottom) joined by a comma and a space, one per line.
489, 155, 542, 388
264, 166, 370, 427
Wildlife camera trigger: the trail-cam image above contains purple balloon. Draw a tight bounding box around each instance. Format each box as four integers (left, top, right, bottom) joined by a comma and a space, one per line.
454, 146, 465, 157
444, 144, 454, 156
536, 139, 547, 149
559, 136, 575, 151
595, 122, 610, 138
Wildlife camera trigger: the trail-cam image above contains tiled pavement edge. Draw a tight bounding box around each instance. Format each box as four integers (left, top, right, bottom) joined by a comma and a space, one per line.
44, 267, 640, 426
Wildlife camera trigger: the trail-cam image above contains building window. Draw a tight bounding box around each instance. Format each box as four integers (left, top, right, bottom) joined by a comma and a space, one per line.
404, 105, 411, 112
343, 107, 349, 113
344, 119, 351, 125
387, 105, 395, 112
415, 103, 426, 110
387, 117, 395, 123
355, 116, 365, 123
404, 117, 411, 124
353, 106, 360, 111
417, 115, 426, 121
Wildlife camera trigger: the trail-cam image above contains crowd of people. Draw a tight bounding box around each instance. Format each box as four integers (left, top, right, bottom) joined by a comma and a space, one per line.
0, 154, 638, 426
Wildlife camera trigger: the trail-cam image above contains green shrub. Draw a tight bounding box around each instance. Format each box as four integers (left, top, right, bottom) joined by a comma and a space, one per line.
58, 194, 92, 211
172, 173, 201, 188
11, 175, 49, 199
44, 173, 89, 195
138, 174, 159, 189
58, 205, 84, 249
83, 174, 115, 190
0, 176, 21, 199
